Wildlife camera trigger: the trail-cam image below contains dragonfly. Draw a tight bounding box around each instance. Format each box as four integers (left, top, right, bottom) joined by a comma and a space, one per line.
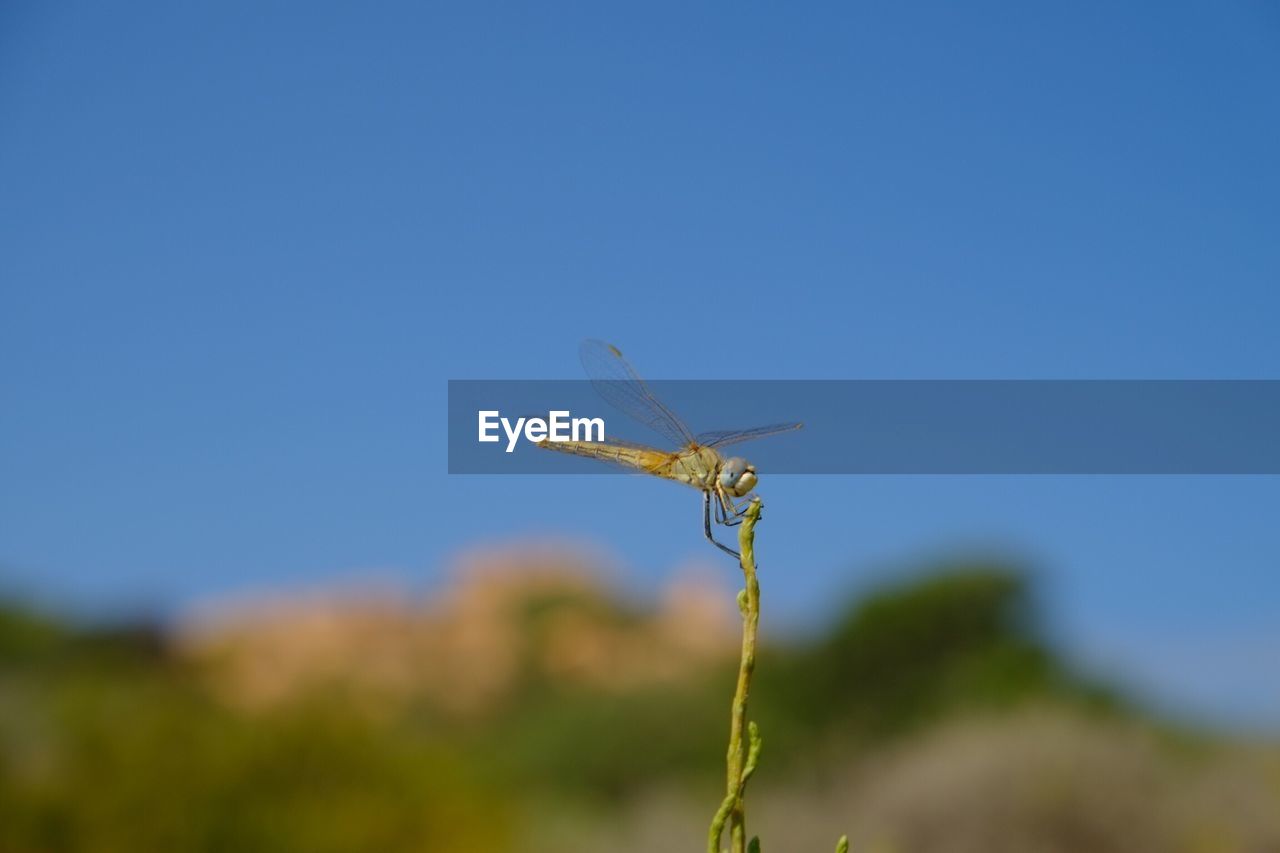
536, 339, 802, 559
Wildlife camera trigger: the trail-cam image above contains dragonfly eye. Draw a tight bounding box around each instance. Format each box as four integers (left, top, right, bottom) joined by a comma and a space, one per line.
720, 457, 758, 496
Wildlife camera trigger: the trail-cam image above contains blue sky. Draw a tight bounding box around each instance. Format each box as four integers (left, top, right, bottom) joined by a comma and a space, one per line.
2, 2, 1278, 726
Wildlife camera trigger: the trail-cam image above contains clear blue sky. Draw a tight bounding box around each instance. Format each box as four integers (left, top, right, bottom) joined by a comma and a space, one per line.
2, 2, 1278, 726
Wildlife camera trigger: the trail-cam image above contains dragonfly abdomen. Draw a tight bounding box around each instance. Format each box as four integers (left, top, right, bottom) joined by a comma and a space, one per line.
535, 439, 673, 475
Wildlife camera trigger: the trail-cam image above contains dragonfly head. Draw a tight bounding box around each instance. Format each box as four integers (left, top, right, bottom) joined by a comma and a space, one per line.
719, 457, 758, 497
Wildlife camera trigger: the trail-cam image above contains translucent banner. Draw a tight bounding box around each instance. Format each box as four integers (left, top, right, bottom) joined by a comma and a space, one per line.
448, 380, 1280, 474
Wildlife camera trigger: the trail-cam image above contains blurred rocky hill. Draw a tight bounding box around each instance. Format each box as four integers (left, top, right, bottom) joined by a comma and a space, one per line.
175, 545, 738, 715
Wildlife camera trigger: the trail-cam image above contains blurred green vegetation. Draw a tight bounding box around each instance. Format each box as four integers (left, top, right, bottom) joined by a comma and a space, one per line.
0, 564, 1258, 853
758, 567, 1118, 748
0, 604, 506, 852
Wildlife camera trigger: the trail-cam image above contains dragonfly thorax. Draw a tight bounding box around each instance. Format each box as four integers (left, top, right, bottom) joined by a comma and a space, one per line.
664, 445, 723, 490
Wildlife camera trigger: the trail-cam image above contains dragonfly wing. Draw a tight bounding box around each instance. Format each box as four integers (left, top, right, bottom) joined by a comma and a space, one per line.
597, 435, 671, 452
696, 422, 804, 448
579, 339, 696, 448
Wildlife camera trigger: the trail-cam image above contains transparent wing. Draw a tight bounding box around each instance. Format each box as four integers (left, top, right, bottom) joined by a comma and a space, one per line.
579, 339, 696, 448
696, 422, 804, 449
597, 435, 671, 453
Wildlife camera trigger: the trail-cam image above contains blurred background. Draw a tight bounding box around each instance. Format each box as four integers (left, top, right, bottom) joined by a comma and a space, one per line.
2, 2, 1279, 851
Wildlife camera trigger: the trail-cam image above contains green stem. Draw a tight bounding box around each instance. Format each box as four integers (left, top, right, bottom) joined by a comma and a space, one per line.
708, 498, 763, 853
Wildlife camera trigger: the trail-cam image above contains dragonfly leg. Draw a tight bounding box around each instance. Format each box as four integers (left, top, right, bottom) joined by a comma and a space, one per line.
720, 492, 742, 526
717, 491, 750, 527
703, 491, 740, 559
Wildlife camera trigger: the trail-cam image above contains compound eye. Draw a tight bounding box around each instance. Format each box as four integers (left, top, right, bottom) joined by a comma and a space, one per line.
720, 457, 754, 494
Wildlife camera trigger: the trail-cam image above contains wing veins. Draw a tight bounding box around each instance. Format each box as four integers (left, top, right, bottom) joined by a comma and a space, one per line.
579, 339, 695, 447
696, 422, 804, 448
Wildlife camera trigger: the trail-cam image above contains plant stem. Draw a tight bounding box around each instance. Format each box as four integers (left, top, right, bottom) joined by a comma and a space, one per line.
708, 498, 763, 853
